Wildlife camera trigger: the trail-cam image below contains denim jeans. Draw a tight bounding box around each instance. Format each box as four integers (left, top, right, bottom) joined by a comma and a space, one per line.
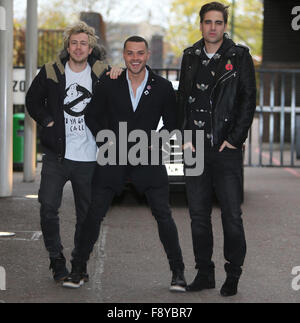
38, 153, 96, 258
73, 166, 185, 272
185, 146, 246, 277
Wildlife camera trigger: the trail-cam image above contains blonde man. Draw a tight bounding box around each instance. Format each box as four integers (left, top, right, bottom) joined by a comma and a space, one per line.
26, 21, 122, 283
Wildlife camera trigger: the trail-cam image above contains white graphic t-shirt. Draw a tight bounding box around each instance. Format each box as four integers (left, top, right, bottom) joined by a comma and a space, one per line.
64, 62, 97, 161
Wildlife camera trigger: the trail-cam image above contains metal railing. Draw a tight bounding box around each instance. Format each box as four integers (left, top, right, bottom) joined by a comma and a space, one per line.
245, 69, 300, 168
152, 68, 181, 81
14, 28, 64, 68
38, 29, 64, 67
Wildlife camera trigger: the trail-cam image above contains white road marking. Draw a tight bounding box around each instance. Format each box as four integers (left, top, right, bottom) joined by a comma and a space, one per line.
0, 231, 42, 241
31, 231, 43, 241
91, 224, 108, 299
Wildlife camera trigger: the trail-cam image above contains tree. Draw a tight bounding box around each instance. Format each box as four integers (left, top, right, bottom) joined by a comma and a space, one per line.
232, 0, 263, 58
166, 0, 263, 58
38, 0, 75, 29
13, 19, 25, 67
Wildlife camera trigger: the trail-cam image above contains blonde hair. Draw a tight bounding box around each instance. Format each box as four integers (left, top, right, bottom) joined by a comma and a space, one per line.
63, 21, 98, 50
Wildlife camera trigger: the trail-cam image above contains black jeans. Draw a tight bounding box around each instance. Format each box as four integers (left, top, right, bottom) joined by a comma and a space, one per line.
185, 146, 246, 277
38, 153, 96, 258
73, 166, 185, 272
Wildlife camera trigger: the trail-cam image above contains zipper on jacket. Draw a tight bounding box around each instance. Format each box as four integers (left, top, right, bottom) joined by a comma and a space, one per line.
220, 71, 237, 84
209, 100, 214, 147
212, 70, 233, 91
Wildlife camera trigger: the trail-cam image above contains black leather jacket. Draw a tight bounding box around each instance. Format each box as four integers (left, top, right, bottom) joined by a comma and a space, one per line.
177, 36, 257, 148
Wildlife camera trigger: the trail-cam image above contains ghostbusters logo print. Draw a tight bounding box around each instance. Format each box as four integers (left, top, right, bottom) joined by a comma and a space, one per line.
64, 83, 92, 136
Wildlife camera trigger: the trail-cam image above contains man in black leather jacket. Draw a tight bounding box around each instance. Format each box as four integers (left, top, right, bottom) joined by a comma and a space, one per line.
177, 2, 256, 296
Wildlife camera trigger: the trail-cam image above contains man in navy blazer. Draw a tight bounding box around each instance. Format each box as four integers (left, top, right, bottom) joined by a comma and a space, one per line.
63, 36, 186, 291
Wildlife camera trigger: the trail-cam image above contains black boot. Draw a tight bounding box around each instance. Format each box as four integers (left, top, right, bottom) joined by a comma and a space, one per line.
186, 270, 215, 292
49, 253, 69, 283
220, 276, 239, 297
220, 263, 241, 297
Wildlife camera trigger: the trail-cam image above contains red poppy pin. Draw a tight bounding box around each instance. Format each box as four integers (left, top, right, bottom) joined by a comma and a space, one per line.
225, 59, 233, 71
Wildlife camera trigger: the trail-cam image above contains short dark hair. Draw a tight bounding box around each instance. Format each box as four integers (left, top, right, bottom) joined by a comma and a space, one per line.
123, 36, 149, 51
199, 2, 229, 24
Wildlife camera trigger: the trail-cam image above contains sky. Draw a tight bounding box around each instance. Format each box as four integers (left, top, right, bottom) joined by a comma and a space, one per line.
14, 0, 172, 28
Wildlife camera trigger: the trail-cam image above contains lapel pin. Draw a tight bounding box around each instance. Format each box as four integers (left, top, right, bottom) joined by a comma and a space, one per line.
144, 90, 150, 96
195, 49, 201, 56
225, 59, 233, 71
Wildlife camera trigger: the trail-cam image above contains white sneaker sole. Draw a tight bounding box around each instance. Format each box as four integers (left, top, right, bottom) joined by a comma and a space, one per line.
62, 279, 84, 289
169, 285, 186, 292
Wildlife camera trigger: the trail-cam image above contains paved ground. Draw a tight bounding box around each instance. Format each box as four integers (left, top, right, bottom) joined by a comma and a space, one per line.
0, 164, 300, 303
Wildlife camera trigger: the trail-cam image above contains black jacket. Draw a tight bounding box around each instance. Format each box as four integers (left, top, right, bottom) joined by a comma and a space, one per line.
85, 66, 177, 194
25, 47, 109, 160
177, 36, 257, 148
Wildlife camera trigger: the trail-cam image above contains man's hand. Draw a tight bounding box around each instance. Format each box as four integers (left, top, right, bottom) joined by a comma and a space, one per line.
106, 66, 124, 79
183, 142, 196, 153
47, 121, 54, 127
219, 140, 237, 152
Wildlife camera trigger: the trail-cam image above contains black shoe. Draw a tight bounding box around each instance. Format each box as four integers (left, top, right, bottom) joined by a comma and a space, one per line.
220, 276, 239, 297
49, 253, 69, 283
170, 269, 187, 292
186, 271, 215, 292
63, 261, 89, 289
